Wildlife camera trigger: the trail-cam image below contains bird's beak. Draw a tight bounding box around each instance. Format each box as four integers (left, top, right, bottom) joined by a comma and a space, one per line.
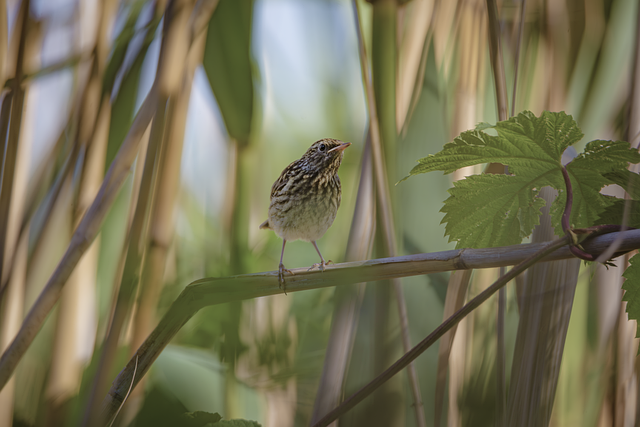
328, 142, 351, 153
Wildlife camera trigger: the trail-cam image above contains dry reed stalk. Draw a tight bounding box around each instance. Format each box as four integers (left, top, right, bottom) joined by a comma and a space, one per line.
45, 0, 116, 420
123, 9, 209, 424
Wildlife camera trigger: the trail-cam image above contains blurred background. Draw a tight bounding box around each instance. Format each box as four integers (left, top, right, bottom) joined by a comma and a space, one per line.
0, 0, 638, 426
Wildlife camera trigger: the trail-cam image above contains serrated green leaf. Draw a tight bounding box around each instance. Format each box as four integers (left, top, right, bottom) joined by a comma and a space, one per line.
550, 167, 615, 236
214, 420, 262, 427
405, 110, 640, 247
182, 411, 223, 426
475, 122, 494, 131
603, 169, 640, 200
441, 174, 546, 248
574, 140, 640, 168
553, 140, 640, 235
596, 198, 640, 228
203, 0, 254, 144
622, 254, 640, 352
408, 111, 582, 176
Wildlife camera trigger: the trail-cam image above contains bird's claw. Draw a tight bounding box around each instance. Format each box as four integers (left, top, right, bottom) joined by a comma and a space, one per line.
308, 260, 333, 272
278, 263, 294, 295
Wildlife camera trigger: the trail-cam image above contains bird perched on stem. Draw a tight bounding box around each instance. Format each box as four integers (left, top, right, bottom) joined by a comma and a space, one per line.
260, 138, 351, 293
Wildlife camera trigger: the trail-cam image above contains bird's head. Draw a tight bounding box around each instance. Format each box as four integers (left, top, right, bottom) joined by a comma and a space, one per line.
300, 138, 351, 173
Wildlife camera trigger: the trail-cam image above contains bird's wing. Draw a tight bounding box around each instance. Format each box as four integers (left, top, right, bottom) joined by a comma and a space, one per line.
270, 161, 299, 198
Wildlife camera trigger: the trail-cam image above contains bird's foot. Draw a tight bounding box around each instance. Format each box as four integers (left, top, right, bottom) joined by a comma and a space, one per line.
308, 260, 333, 272
278, 263, 294, 294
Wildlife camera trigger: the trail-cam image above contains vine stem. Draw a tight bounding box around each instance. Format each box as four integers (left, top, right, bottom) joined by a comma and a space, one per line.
561, 165, 610, 261
561, 166, 573, 234
310, 236, 571, 427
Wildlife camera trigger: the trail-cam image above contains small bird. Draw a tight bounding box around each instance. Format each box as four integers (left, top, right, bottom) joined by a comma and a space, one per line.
260, 138, 351, 292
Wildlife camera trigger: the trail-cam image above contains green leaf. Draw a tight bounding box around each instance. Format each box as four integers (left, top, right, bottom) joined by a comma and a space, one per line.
550, 141, 640, 235
441, 174, 546, 248
622, 254, 640, 353
407, 111, 581, 176
182, 411, 223, 426
404, 110, 640, 248
203, 0, 254, 144
474, 122, 494, 131
603, 169, 640, 200
596, 198, 640, 229
214, 420, 262, 427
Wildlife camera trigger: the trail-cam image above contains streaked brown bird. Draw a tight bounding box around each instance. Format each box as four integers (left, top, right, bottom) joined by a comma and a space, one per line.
260, 138, 351, 292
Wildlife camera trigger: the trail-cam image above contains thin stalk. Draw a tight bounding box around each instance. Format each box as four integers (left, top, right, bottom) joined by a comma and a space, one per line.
371, 0, 397, 184
0, 56, 93, 307
485, 0, 509, 120
188, 0, 220, 46
504, 5, 526, 409
0, 0, 7, 88
485, 2, 509, 422
80, 95, 167, 427
125, 13, 209, 423
353, 2, 425, 425
561, 166, 573, 234
0, 0, 29, 291
435, 3, 485, 424
84, 1, 192, 423
98, 229, 640, 425
310, 237, 571, 427
511, 0, 528, 117
50, 0, 120, 411
629, 0, 640, 150
399, 0, 439, 136
16, 51, 92, 85
0, 81, 159, 391
0, 4, 28, 421
25, 141, 81, 269
354, 2, 396, 252
496, 266, 506, 427
0, 234, 26, 427
434, 269, 472, 427
0, 91, 14, 288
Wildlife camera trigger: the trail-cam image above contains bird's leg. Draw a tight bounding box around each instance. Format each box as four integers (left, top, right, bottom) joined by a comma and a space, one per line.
308, 241, 332, 272
279, 239, 294, 294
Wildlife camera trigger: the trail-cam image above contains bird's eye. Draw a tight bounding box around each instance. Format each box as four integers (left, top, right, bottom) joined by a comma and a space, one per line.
319, 143, 326, 152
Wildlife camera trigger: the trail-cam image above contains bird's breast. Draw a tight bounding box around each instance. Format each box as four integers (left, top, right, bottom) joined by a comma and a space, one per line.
267, 173, 341, 242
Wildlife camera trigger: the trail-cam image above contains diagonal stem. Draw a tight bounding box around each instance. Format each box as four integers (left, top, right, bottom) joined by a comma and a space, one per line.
310, 236, 571, 427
